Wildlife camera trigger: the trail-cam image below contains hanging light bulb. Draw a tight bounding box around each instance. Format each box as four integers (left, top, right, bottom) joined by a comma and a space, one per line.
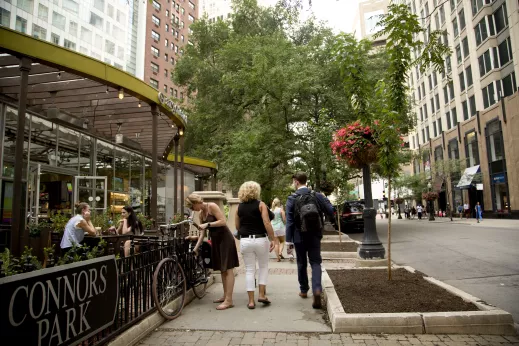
179, 128, 184, 136
118, 88, 124, 99
138, 101, 142, 108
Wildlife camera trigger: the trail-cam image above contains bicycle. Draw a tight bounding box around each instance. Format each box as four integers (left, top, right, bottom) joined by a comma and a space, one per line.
152, 219, 209, 320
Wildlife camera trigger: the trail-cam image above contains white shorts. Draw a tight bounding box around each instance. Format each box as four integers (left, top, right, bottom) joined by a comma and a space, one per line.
273, 226, 285, 237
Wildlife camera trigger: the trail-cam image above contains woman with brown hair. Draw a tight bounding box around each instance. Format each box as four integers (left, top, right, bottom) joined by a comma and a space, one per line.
186, 193, 239, 310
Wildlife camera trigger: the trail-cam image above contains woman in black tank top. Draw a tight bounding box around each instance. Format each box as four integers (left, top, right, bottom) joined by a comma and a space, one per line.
236, 181, 277, 309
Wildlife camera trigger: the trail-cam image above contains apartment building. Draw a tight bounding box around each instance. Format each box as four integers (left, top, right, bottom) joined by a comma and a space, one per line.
144, 0, 198, 102
408, 0, 519, 217
352, 0, 391, 46
0, 0, 145, 77
200, 0, 275, 21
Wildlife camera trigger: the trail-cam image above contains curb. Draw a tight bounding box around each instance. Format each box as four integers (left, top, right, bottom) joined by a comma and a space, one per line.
107, 275, 216, 346
323, 266, 516, 335
321, 251, 358, 259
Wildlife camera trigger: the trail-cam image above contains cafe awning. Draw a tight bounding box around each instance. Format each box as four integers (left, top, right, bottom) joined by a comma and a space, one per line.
456, 165, 481, 189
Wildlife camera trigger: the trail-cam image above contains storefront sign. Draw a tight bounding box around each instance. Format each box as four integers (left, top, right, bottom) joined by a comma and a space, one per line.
493, 173, 505, 184
158, 92, 187, 124
1, 256, 118, 346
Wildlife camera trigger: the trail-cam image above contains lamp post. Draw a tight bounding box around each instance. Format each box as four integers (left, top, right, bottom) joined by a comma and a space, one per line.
427, 182, 435, 221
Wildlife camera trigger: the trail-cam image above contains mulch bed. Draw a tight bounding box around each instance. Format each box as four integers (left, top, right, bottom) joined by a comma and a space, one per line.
321, 242, 358, 252
327, 268, 479, 313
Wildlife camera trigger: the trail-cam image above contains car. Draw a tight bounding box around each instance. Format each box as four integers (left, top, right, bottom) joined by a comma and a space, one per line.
335, 201, 365, 233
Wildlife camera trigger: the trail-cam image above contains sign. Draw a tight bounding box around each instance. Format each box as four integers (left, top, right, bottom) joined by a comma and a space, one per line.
457, 165, 480, 188
158, 92, 188, 124
492, 173, 505, 184
476, 184, 483, 190
1, 256, 118, 346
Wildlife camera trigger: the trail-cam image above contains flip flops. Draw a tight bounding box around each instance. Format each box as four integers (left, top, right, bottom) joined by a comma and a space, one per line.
258, 298, 271, 305
216, 303, 234, 310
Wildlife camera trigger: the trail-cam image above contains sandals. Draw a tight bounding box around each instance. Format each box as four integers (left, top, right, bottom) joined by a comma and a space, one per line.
279, 254, 285, 259
213, 297, 225, 303
247, 302, 256, 309
258, 297, 271, 305
216, 303, 234, 310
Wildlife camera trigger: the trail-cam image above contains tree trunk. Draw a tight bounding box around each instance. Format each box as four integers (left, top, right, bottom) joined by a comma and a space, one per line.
387, 177, 392, 281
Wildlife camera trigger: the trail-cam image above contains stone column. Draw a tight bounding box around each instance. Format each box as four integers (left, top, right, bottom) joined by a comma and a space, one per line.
226, 197, 240, 232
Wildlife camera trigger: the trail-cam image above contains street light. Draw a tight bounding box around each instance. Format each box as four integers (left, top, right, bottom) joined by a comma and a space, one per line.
427, 182, 435, 221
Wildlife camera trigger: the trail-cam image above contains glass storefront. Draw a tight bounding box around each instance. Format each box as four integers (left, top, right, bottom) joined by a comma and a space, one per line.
485, 120, 509, 212
0, 102, 196, 227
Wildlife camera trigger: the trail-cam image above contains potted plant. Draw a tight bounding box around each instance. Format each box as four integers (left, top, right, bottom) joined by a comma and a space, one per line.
331, 121, 380, 169
137, 213, 154, 231
422, 191, 439, 201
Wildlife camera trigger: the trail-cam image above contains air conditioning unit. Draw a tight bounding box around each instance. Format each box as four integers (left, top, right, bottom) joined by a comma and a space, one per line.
114, 133, 142, 151
46, 108, 85, 129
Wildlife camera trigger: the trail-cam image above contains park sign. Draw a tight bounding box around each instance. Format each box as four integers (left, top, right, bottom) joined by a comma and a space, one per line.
0, 256, 118, 346
158, 91, 188, 124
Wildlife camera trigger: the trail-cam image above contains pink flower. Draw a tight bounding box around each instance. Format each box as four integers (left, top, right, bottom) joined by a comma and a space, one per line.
374, 120, 379, 125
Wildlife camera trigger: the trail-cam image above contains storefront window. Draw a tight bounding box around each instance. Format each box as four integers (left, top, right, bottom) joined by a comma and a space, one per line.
96, 140, 114, 191
114, 147, 130, 193
79, 133, 93, 175
56, 126, 80, 173
144, 158, 152, 217
487, 121, 503, 162
495, 183, 508, 211
157, 162, 167, 223
465, 131, 480, 167
130, 153, 143, 213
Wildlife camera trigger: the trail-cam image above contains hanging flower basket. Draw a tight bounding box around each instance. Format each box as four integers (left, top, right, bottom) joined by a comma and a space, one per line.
330, 121, 380, 169
422, 192, 439, 201
395, 197, 405, 205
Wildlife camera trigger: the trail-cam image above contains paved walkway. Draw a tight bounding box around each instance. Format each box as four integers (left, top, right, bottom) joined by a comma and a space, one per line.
140, 234, 518, 345
139, 330, 519, 345
389, 217, 519, 229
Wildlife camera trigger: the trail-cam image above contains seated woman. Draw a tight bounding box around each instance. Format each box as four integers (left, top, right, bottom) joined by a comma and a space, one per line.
116, 206, 144, 256
60, 202, 97, 253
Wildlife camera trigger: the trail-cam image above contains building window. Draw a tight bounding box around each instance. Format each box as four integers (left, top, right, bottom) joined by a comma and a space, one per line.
94, 0, 104, 11
452, 18, 459, 37
434, 145, 443, 163
63, 0, 79, 15
152, 15, 160, 26
446, 111, 452, 129
465, 131, 479, 167
449, 81, 455, 100
459, 71, 465, 92
94, 34, 103, 50
164, 84, 167, 93
81, 27, 92, 44
501, 72, 517, 98
428, 75, 433, 90
170, 57, 175, 65
16, 16, 28, 33
435, 94, 440, 109
493, 4, 508, 34
64, 39, 76, 50
438, 119, 443, 133
456, 44, 462, 64
458, 8, 466, 30
424, 104, 428, 119
150, 78, 159, 89
165, 24, 169, 32
89, 12, 103, 29
444, 85, 449, 104
462, 37, 469, 59
170, 87, 173, 95
472, 0, 493, 16
52, 11, 66, 30
116, 9, 124, 24
51, 33, 59, 45
466, 66, 473, 87
445, 56, 452, 74
498, 37, 512, 67
189, 1, 195, 10
174, 89, 178, 98
151, 46, 159, 57
17, 0, 34, 14
164, 69, 168, 78
430, 98, 435, 113
165, 53, 168, 61
420, 108, 423, 122
469, 95, 476, 117
422, 129, 426, 143
451, 107, 458, 125
80, 46, 88, 54
439, 4, 445, 24
478, 49, 493, 77
475, 17, 490, 46
426, 126, 430, 141
105, 40, 115, 55
69, 21, 78, 36
0, 8, 10, 27
117, 46, 124, 60
165, 39, 168, 47
188, 14, 194, 22
38, 4, 48, 21
32, 24, 46, 39
166, 10, 169, 17
462, 100, 469, 120
486, 121, 503, 162
151, 30, 160, 41
448, 139, 459, 162
152, 0, 161, 11
482, 82, 497, 109
108, 4, 114, 18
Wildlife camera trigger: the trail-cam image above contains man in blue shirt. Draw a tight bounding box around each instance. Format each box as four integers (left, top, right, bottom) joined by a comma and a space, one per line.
286, 172, 334, 309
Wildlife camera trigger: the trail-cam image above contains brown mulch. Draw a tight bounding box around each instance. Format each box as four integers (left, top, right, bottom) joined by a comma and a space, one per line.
321, 242, 358, 252
327, 268, 479, 313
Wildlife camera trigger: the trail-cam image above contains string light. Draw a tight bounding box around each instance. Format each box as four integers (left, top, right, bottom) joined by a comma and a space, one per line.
118, 88, 124, 99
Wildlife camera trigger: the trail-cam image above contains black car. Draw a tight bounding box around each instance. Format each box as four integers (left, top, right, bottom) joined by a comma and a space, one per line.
334, 201, 365, 233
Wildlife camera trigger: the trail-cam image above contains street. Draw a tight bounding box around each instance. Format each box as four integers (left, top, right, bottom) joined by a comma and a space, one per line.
348, 217, 519, 324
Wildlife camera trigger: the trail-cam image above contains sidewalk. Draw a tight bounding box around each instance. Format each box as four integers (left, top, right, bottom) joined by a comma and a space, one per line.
384, 216, 519, 229
140, 330, 519, 345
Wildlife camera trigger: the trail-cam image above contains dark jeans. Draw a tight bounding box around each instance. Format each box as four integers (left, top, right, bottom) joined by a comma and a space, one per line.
294, 234, 322, 294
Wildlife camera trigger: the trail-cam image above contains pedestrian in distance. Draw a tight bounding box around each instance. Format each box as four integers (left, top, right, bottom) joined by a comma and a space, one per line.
270, 198, 287, 262
416, 205, 423, 220
235, 181, 278, 309
463, 202, 470, 219
411, 206, 416, 219
186, 193, 240, 310
475, 202, 483, 223
458, 204, 463, 219
286, 172, 334, 309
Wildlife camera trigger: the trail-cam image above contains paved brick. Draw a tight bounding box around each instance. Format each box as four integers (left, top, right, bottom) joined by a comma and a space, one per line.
341, 337, 354, 344
309, 340, 331, 346
505, 336, 519, 343
276, 334, 288, 342
442, 342, 470, 346
416, 335, 440, 342
142, 337, 168, 345
195, 341, 209, 346
365, 341, 378, 346
206, 339, 231, 346
178, 335, 201, 343
274, 342, 298, 346
405, 338, 421, 345
482, 335, 510, 343
447, 335, 473, 342
298, 340, 309, 346
230, 338, 242, 346
374, 341, 402, 346
382, 335, 408, 341
241, 337, 264, 345
330, 340, 342, 345
352, 334, 376, 340
319, 335, 332, 340
353, 341, 366, 345
256, 332, 278, 339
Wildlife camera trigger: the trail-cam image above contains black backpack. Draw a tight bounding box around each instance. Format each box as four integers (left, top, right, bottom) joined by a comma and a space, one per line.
294, 191, 323, 233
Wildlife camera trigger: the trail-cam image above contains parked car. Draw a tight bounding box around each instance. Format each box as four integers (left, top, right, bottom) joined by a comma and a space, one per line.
334, 201, 365, 233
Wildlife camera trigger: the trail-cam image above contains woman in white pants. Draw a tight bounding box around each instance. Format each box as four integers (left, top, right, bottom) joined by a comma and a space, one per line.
235, 181, 277, 309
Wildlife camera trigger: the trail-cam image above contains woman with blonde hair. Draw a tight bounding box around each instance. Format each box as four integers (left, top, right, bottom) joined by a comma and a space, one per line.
186, 193, 239, 310
271, 198, 286, 262
235, 181, 277, 309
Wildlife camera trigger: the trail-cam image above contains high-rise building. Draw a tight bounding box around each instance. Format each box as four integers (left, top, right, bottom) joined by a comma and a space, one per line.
200, 0, 275, 22
352, 0, 390, 46
144, 0, 198, 101
0, 0, 145, 78
408, 0, 519, 217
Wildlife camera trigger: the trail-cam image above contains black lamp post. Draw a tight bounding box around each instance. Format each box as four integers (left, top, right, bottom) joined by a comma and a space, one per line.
427, 182, 435, 221
358, 164, 386, 259
397, 202, 402, 219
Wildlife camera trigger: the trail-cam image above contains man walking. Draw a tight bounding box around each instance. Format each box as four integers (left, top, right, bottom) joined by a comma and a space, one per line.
286, 172, 334, 309
463, 202, 470, 219
416, 205, 423, 220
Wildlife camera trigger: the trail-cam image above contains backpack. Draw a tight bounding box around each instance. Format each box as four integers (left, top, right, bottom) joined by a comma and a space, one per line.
294, 191, 323, 233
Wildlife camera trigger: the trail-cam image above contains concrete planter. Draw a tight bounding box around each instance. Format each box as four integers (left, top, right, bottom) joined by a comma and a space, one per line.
323, 266, 516, 335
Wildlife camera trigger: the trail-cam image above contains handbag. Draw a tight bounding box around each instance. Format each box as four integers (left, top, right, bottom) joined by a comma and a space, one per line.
268, 208, 275, 221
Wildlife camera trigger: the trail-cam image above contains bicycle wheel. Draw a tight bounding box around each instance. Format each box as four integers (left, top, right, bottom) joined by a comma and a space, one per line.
152, 257, 186, 320
192, 255, 208, 299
